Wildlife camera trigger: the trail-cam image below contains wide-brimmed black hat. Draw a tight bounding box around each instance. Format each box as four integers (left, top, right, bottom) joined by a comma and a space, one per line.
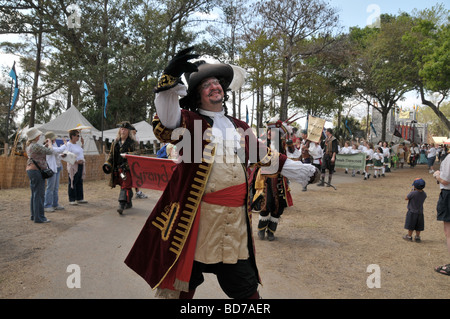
184, 61, 234, 94
179, 61, 234, 110
117, 121, 136, 131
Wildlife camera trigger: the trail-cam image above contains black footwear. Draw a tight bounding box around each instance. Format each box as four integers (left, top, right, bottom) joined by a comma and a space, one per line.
117, 204, 125, 215
403, 234, 412, 242
414, 236, 421, 243
257, 230, 265, 240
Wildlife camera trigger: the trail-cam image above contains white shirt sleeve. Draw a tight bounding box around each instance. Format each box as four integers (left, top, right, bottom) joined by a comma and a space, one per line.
154, 84, 187, 129
439, 156, 450, 190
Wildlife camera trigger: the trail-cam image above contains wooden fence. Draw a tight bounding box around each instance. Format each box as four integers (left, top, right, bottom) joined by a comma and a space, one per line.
0, 154, 109, 189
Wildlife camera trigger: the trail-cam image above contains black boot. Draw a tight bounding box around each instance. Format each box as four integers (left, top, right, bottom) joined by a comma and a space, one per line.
118, 189, 128, 215
117, 202, 125, 215
326, 175, 332, 187
317, 176, 325, 187
257, 216, 269, 240
267, 219, 278, 241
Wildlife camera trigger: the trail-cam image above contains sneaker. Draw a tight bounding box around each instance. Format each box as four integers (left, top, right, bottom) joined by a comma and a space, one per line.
44, 207, 55, 212
414, 236, 421, 243
69, 201, 78, 205
403, 234, 413, 242
136, 191, 148, 199
77, 200, 88, 204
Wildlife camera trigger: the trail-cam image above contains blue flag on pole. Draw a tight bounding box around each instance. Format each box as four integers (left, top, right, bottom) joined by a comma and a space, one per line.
370, 121, 377, 137
246, 105, 249, 123
9, 62, 20, 110
103, 82, 108, 118
345, 119, 352, 136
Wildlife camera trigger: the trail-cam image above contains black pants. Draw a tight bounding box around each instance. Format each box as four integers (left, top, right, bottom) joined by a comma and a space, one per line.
188, 259, 258, 299
321, 154, 335, 174
68, 164, 84, 202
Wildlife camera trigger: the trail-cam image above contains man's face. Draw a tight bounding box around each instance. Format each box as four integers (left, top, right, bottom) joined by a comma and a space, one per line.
198, 77, 224, 112
120, 127, 129, 138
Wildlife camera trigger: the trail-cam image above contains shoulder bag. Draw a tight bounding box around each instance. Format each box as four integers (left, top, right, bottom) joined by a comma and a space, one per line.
31, 158, 55, 179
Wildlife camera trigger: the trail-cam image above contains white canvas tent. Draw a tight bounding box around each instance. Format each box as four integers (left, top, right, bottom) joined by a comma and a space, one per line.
93, 120, 158, 144
33, 106, 100, 155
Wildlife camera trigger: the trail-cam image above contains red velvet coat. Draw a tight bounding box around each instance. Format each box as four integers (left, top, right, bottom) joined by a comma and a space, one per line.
124, 110, 287, 292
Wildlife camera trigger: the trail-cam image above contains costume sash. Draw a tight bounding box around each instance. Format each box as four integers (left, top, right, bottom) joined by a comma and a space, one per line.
202, 182, 247, 207
157, 182, 247, 294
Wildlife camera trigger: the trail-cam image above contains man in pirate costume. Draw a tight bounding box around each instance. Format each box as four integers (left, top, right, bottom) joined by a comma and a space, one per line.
124, 47, 320, 299
318, 128, 338, 187
253, 118, 293, 241
102, 121, 137, 214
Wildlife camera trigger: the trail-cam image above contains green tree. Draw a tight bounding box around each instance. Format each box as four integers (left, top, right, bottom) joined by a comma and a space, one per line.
403, 4, 450, 131
348, 14, 416, 141
253, 0, 339, 121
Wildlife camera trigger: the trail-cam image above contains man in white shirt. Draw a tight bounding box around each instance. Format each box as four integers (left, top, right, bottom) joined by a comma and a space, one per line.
427, 143, 437, 173
434, 150, 450, 276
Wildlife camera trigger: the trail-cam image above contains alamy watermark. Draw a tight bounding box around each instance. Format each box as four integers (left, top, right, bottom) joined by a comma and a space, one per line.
67, 3, 81, 29
366, 264, 381, 288
166, 121, 281, 173
66, 264, 81, 288
366, 4, 381, 28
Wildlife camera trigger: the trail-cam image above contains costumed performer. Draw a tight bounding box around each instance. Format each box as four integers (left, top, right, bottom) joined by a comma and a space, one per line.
124, 47, 320, 299
253, 118, 293, 241
103, 121, 138, 215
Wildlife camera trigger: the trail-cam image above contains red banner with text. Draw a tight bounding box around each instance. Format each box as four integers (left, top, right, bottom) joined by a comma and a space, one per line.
125, 155, 177, 191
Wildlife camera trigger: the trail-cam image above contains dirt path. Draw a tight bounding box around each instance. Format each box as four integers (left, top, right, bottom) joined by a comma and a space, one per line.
1, 163, 450, 299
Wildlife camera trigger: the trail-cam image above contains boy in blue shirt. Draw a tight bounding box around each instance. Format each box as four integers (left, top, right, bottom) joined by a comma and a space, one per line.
403, 178, 427, 242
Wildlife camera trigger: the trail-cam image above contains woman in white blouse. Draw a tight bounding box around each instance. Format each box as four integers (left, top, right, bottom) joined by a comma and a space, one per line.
64, 129, 87, 205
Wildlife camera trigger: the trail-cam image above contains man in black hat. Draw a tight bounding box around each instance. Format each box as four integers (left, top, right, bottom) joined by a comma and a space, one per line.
103, 121, 138, 214
318, 128, 338, 187
125, 48, 320, 299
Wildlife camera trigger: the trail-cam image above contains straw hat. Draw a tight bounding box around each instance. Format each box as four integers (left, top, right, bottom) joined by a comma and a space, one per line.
26, 127, 42, 142
45, 131, 56, 141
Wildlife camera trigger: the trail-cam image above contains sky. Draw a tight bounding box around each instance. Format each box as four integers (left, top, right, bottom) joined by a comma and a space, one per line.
1, 0, 448, 125
329, 0, 447, 30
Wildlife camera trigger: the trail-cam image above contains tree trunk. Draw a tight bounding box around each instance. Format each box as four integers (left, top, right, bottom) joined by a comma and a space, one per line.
381, 110, 388, 142
280, 56, 291, 121
419, 87, 450, 132
29, 18, 43, 128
